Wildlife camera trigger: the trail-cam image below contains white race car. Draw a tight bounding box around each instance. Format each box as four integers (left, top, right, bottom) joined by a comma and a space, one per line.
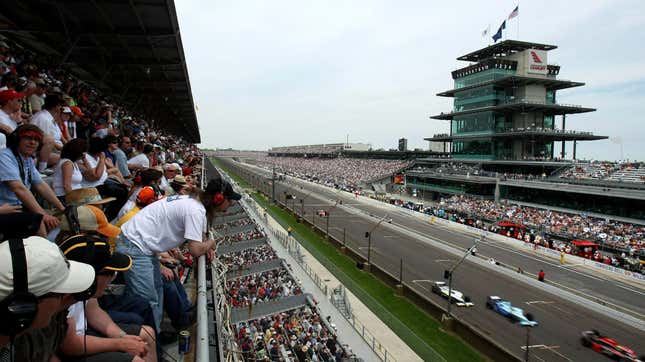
431, 281, 474, 307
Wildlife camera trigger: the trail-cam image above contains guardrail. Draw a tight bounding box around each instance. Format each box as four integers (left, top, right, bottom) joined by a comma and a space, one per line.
195, 157, 210, 362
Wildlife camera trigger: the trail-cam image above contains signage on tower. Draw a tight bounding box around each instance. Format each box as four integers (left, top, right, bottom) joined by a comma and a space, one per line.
526, 49, 548, 75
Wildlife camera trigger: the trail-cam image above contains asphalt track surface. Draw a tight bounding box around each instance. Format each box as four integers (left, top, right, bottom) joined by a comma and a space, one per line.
224, 160, 645, 362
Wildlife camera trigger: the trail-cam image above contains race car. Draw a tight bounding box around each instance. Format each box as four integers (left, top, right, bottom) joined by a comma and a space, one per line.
431, 281, 474, 307
581, 330, 644, 361
486, 296, 538, 326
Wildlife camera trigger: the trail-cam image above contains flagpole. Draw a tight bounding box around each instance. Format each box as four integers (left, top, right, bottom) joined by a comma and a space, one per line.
517, 1, 520, 39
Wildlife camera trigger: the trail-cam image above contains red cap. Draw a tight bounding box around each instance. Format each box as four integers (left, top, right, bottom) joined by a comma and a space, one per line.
70, 106, 84, 116
0, 90, 25, 103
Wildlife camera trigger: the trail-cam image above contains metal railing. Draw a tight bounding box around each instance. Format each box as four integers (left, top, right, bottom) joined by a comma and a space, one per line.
195, 156, 210, 362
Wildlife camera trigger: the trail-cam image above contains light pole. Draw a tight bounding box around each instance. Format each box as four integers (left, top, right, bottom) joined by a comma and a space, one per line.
325, 200, 340, 238
300, 189, 316, 217
271, 164, 276, 203
523, 313, 536, 362
446, 237, 480, 319
365, 214, 389, 267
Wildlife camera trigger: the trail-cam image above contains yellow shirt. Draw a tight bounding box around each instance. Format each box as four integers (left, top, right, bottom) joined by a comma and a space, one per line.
110, 205, 141, 251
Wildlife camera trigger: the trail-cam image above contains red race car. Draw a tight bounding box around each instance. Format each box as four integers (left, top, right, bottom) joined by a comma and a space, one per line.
581, 330, 644, 361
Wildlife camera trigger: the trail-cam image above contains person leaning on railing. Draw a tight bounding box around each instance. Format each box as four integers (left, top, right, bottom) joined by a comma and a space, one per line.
115, 177, 242, 332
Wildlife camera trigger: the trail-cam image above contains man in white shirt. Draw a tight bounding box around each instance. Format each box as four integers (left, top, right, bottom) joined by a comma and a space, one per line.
0, 89, 24, 148
127, 144, 153, 172
29, 94, 64, 171
28, 78, 46, 112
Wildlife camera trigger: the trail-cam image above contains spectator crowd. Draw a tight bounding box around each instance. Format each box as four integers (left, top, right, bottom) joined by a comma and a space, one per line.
226, 269, 302, 308
214, 203, 354, 361
235, 307, 353, 361
220, 244, 278, 271
0, 35, 245, 361
255, 156, 411, 192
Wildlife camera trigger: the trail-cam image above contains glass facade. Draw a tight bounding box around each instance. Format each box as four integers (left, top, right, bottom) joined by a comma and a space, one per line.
453, 86, 511, 112
452, 138, 493, 158
454, 68, 516, 89
546, 90, 556, 104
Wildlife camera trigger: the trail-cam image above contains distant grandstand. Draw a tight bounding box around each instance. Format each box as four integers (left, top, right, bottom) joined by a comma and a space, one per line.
268, 142, 371, 157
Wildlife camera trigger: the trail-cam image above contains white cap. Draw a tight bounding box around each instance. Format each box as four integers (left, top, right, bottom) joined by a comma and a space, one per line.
62, 106, 72, 114
0, 236, 95, 300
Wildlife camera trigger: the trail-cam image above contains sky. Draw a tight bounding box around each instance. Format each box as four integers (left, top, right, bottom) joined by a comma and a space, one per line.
175, 0, 645, 161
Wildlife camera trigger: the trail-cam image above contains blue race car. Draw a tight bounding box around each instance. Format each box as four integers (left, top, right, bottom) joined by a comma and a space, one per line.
486, 296, 538, 326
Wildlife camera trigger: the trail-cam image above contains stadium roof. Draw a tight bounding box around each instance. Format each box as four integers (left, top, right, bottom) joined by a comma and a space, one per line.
0, 0, 200, 143
457, 40, 557, 62
431, 101, 596, 120
437, 76, 585, 97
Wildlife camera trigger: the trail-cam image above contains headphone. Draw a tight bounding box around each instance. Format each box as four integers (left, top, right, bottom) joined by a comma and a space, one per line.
0, 238, 39, 336
209, 178, 226, 206
62, 206, 98, 302
212, 192, 225, 206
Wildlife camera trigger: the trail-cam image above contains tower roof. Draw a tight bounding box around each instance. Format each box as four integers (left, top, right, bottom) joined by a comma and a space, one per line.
457, 40, 557, 62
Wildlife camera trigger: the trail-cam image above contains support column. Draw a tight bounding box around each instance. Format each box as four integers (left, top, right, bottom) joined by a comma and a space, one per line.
560, 114, 566, 159
573, 140, 577, 160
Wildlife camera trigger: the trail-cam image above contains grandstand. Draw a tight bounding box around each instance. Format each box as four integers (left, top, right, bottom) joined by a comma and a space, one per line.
269, 142, 371, 157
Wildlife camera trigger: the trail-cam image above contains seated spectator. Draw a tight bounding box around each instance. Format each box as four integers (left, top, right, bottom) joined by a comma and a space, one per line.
169, 175, 191, 195
30, 93, 64, 171
160, 163, 180, 194
159, 249, 194, 331
116, 168, 163, 222
52, 138, 87, 202
127, 144, 154, 172
58, 106, 73, 144
0, 236, 95, 350
57, 234, 157, 362
0, 89, 25, 149
79, 137, 127, 220
111, 136, 132, 179
0, 125, 65, 237
28, 78, 46, 112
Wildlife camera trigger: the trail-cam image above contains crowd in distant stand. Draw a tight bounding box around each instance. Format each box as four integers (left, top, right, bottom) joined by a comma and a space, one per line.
226, 268, 302, 308
255, 156, 411, 192
398, 195, 643, 271
235, 306, 353, 361
226, 228, 266, 243
220, 244, 278, 271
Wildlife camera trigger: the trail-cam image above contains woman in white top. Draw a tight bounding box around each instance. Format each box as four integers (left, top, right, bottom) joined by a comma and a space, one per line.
79, 137, 127, 220
52, 138, 87, 199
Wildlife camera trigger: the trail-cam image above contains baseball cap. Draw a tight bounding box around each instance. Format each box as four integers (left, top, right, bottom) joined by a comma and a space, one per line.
62, 106, 72, 114
58, 235, 132, 272
59, 205, 121, 238
0, 89, 25, 103
70, 106, 84, 116
0, 236, 95, 300
136, 186, 161, 206
205, 178, 242, 201
65, 187, 116, 206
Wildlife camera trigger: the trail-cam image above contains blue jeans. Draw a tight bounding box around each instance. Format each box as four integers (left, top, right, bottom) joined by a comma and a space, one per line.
163, 276, 192, 329
116, 235, 164, 333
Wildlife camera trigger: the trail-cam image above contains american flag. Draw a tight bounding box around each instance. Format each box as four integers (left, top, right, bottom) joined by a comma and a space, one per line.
508, 5, 519, 20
